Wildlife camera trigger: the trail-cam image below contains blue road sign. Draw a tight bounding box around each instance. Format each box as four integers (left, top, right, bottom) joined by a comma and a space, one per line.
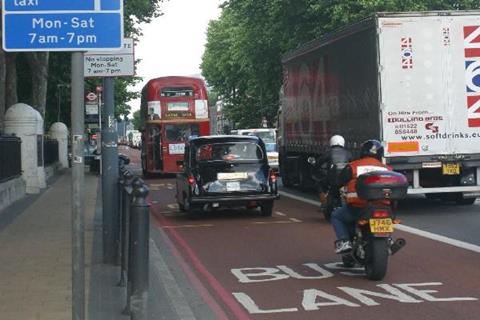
2, 0, 123, 52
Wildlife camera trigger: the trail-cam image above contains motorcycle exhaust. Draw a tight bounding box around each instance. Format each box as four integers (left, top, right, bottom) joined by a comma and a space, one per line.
390, 238, 406, 255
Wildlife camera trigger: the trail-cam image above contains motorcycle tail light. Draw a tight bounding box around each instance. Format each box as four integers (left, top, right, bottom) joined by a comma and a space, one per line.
363, 174, 407, 185
372, 210, 390, 218
358, 218, 368, 226
188, 175, 195, 185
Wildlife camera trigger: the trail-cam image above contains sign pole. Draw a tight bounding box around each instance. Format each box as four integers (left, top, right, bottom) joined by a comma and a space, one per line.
102, 77, 119, 264
71, 52, 85, 320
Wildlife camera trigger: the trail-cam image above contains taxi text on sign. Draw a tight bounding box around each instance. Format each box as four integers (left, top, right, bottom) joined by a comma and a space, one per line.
2, 0, 124, 52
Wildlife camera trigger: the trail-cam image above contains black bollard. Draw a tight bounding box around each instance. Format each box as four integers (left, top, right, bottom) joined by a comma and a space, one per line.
129, 182, 150, 320
116, 171, 125, 266
119, 170, 134, 287
123, 177, 145, 316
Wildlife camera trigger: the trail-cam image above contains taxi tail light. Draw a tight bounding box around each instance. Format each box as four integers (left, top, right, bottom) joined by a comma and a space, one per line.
269, 170, 277, 183
372, 210, 390, 218
188, 175, 196, 185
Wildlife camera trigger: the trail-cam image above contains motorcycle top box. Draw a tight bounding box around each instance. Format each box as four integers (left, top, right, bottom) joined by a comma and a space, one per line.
356, 171, 408, 200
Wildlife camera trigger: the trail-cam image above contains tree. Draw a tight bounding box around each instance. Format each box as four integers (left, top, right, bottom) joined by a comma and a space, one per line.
202, 0, 480, 128
132, 110, 141, 130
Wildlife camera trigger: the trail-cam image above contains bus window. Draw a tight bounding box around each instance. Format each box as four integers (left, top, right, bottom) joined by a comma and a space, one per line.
165, 124, 200, 142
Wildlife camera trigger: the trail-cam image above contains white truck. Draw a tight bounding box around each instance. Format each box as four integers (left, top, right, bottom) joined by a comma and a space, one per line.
279, 11, 480, 204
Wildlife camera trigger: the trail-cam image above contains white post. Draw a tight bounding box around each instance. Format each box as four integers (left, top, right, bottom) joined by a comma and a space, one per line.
4, 103, 44, 194
49, 122, 69, 169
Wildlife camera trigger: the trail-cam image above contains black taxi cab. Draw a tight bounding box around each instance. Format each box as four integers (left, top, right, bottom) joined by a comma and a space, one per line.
175, 135, 279, 217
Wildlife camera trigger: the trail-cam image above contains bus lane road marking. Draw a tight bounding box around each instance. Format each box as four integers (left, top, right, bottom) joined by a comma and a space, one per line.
279, 190, 480, 254
230, 262, 478, 315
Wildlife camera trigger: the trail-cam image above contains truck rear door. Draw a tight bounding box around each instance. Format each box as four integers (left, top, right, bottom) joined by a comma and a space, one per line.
378, 13, 480, 158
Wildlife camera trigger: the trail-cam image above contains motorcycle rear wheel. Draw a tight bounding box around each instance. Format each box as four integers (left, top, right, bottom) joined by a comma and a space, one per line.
365, 238, 389, 281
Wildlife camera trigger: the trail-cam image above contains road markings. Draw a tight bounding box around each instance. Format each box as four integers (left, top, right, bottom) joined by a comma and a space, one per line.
231, 262, 478, 314
395, 224, 480, 253
275, 211, 287, 216
289, 218, 302, 223
162, 224, 214, 229
280, 190, 480, 254
252, 220, 301, 225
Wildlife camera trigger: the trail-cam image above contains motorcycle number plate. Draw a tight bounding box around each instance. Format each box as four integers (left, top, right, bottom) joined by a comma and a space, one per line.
369, 218, 393, 233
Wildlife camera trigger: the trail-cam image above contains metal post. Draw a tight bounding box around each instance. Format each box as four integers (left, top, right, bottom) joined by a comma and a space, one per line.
71, 52, 85, 320
119, 170, 133, 287
130, 181, 150, 320
124, 177, 143, 316
102, 77, 119, 264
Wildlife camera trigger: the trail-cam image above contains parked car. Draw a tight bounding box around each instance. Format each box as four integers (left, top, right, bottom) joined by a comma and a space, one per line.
175, 135, 279, 217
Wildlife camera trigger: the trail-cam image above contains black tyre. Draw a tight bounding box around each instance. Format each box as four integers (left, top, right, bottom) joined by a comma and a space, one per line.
342, 254, 355, 268
260, 201, 273, 217
323, 205, 332, 222
185, 198, 200, 218
365, 238, 389, 281
177, 202, 185, 212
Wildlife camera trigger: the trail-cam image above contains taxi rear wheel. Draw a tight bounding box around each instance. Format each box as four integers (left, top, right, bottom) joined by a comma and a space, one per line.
260, 201, 273, 217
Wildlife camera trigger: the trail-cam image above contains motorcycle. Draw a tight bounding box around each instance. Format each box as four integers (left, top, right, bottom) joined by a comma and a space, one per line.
341, 170, 408, 281
307, 157, 345, 221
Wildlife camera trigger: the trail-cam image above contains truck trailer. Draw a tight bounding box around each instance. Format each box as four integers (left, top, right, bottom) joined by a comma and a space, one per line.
278, 11, 480, 204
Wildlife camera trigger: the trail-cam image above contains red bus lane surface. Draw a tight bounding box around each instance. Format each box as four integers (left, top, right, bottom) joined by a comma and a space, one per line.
147, 179, 480, 320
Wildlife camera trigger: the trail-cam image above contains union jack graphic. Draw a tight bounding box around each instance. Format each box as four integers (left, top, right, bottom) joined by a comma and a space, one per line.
401, 37, 413, 69
464, 26, 480, 127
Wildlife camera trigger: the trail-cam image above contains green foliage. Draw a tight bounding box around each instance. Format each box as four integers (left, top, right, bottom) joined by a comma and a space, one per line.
132, 110, 141, 130
202, 0, 480, 128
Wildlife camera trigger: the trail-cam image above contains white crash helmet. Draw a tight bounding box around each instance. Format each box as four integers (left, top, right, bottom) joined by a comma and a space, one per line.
329, 135, 345, 147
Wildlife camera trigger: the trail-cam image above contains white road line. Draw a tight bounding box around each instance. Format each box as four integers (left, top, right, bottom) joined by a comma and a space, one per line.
395, 224, 480, 253
150, 240, 197, 320
279, 191, 321, 207
280, 190, 480, 254
275, 211, 287, 216
162, 224, 214, 229
289, 218, 302, 223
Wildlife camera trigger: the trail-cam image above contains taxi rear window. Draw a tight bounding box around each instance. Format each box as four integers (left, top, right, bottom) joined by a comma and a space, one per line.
196, 142, 264, 162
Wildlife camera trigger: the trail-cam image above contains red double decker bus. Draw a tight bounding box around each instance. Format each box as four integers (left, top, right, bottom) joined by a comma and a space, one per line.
140, 76, 210, 175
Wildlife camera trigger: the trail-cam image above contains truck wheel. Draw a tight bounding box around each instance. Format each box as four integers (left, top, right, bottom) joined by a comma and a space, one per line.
282, 175, 293, 187
260, 201, 273, 217
456, 196, 476, 205
365, 238, 389, 281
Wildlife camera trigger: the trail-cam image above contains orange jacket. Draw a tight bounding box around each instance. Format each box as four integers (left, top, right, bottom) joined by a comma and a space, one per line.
345, 157, 391, 208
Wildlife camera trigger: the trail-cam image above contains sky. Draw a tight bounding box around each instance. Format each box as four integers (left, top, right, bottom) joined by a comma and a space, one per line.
129, 0, 223, 114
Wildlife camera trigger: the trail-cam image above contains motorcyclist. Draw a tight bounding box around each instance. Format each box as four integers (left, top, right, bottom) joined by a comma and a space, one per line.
331, 139, 391, 254
313, 135, 352, 207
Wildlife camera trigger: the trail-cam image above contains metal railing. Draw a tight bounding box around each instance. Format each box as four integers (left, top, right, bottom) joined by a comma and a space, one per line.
44, 138, 59, 166
0, 135, 22, 183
